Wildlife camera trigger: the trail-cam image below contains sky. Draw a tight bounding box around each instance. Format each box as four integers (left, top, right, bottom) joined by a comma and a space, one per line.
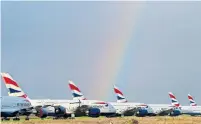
1, 2, 201, 105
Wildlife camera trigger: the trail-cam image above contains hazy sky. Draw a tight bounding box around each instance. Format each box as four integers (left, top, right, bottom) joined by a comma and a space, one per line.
1, 2, 201, 105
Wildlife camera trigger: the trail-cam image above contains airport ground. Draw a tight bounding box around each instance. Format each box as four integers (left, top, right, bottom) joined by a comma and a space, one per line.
1, 116, 201, 124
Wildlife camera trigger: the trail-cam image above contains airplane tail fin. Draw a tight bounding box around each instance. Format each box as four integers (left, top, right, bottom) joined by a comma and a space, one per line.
188, 94, 197, 106
1, 72, 31, 101
114, 85, 127, 103
168, 92, 180, 107
68, 80, 86, 100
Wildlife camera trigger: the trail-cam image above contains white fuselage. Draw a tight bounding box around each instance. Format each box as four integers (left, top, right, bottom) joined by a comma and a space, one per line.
29, 99, 116, 114
80, 100, 116, 114
29, 99, 81, 114
146, 104, 201, 116
180, 106, 201, 115
1, 96, 32, 115
30, 99, 78, 106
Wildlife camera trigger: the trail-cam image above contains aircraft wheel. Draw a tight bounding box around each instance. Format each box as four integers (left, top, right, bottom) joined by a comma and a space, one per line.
63, 116, 68, 119
13, 118, 20, 121
3, 117, 9, 121
25, 116, 30, 120
53, 117, 58, 120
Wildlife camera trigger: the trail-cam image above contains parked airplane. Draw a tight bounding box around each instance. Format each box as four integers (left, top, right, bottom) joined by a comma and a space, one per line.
68, 81, 146, 117
169, 92, 201, 116
113, 86, 180, 116
68, 80, 116, 117
1, 96, 33, 121
112, 85, 150, 116
1, 73, 102, 118
188, 94, 197, 106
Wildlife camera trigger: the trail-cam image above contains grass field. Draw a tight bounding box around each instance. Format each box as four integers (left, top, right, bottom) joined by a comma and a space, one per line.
1, 116, 201, 124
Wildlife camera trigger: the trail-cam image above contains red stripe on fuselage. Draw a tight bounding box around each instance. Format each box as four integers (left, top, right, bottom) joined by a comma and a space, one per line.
94, 102, 107, 104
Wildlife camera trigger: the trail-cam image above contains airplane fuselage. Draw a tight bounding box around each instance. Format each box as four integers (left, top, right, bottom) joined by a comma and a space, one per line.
180, 106, 201, 116
1, 96, 32, 117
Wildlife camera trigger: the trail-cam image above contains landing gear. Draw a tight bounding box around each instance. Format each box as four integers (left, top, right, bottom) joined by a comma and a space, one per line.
63, 114, 69, 119
13, 113, 20, 121
1, 117, 10, 121
25, 116, 30, 120
13, 118, 20, 121
68, 113, 75, 119
53, 117, 59, 120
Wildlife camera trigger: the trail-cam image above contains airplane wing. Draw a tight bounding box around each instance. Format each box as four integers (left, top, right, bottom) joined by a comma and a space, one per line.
155, 107, 174, 116
119, 107, 140, 116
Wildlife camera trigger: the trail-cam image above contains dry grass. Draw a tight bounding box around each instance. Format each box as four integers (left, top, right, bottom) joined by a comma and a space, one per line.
1, 116, 201, 124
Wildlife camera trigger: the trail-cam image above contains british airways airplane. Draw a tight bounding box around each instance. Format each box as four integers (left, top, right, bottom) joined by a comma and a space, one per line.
1, 73, 103, 118
113, 86, 180, 116
1, 96, 33, 121
111, 85, 151, 116
169, 92, 201, 116
68, 80, 116, 117
68, 81, 147, 117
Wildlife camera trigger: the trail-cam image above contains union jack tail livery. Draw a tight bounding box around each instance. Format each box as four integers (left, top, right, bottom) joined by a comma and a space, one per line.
168, 92, 180, 107
1, 72, 30, 101
68, 80, 86, 100
188, 94, 197, 106
114, 85, 127, 103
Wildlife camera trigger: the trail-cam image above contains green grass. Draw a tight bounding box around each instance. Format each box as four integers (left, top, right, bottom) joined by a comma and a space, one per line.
1, 116, 201, 124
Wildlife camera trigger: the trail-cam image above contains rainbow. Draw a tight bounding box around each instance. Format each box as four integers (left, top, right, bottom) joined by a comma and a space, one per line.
90, 4, 145, 101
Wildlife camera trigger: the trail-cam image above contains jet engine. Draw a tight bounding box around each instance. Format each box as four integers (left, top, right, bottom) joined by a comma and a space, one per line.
36, 108, 48, 118
136, 108, 148, 117
54, 106, 66, 117
169, 109, 181, 116
88, 107, 101, 117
